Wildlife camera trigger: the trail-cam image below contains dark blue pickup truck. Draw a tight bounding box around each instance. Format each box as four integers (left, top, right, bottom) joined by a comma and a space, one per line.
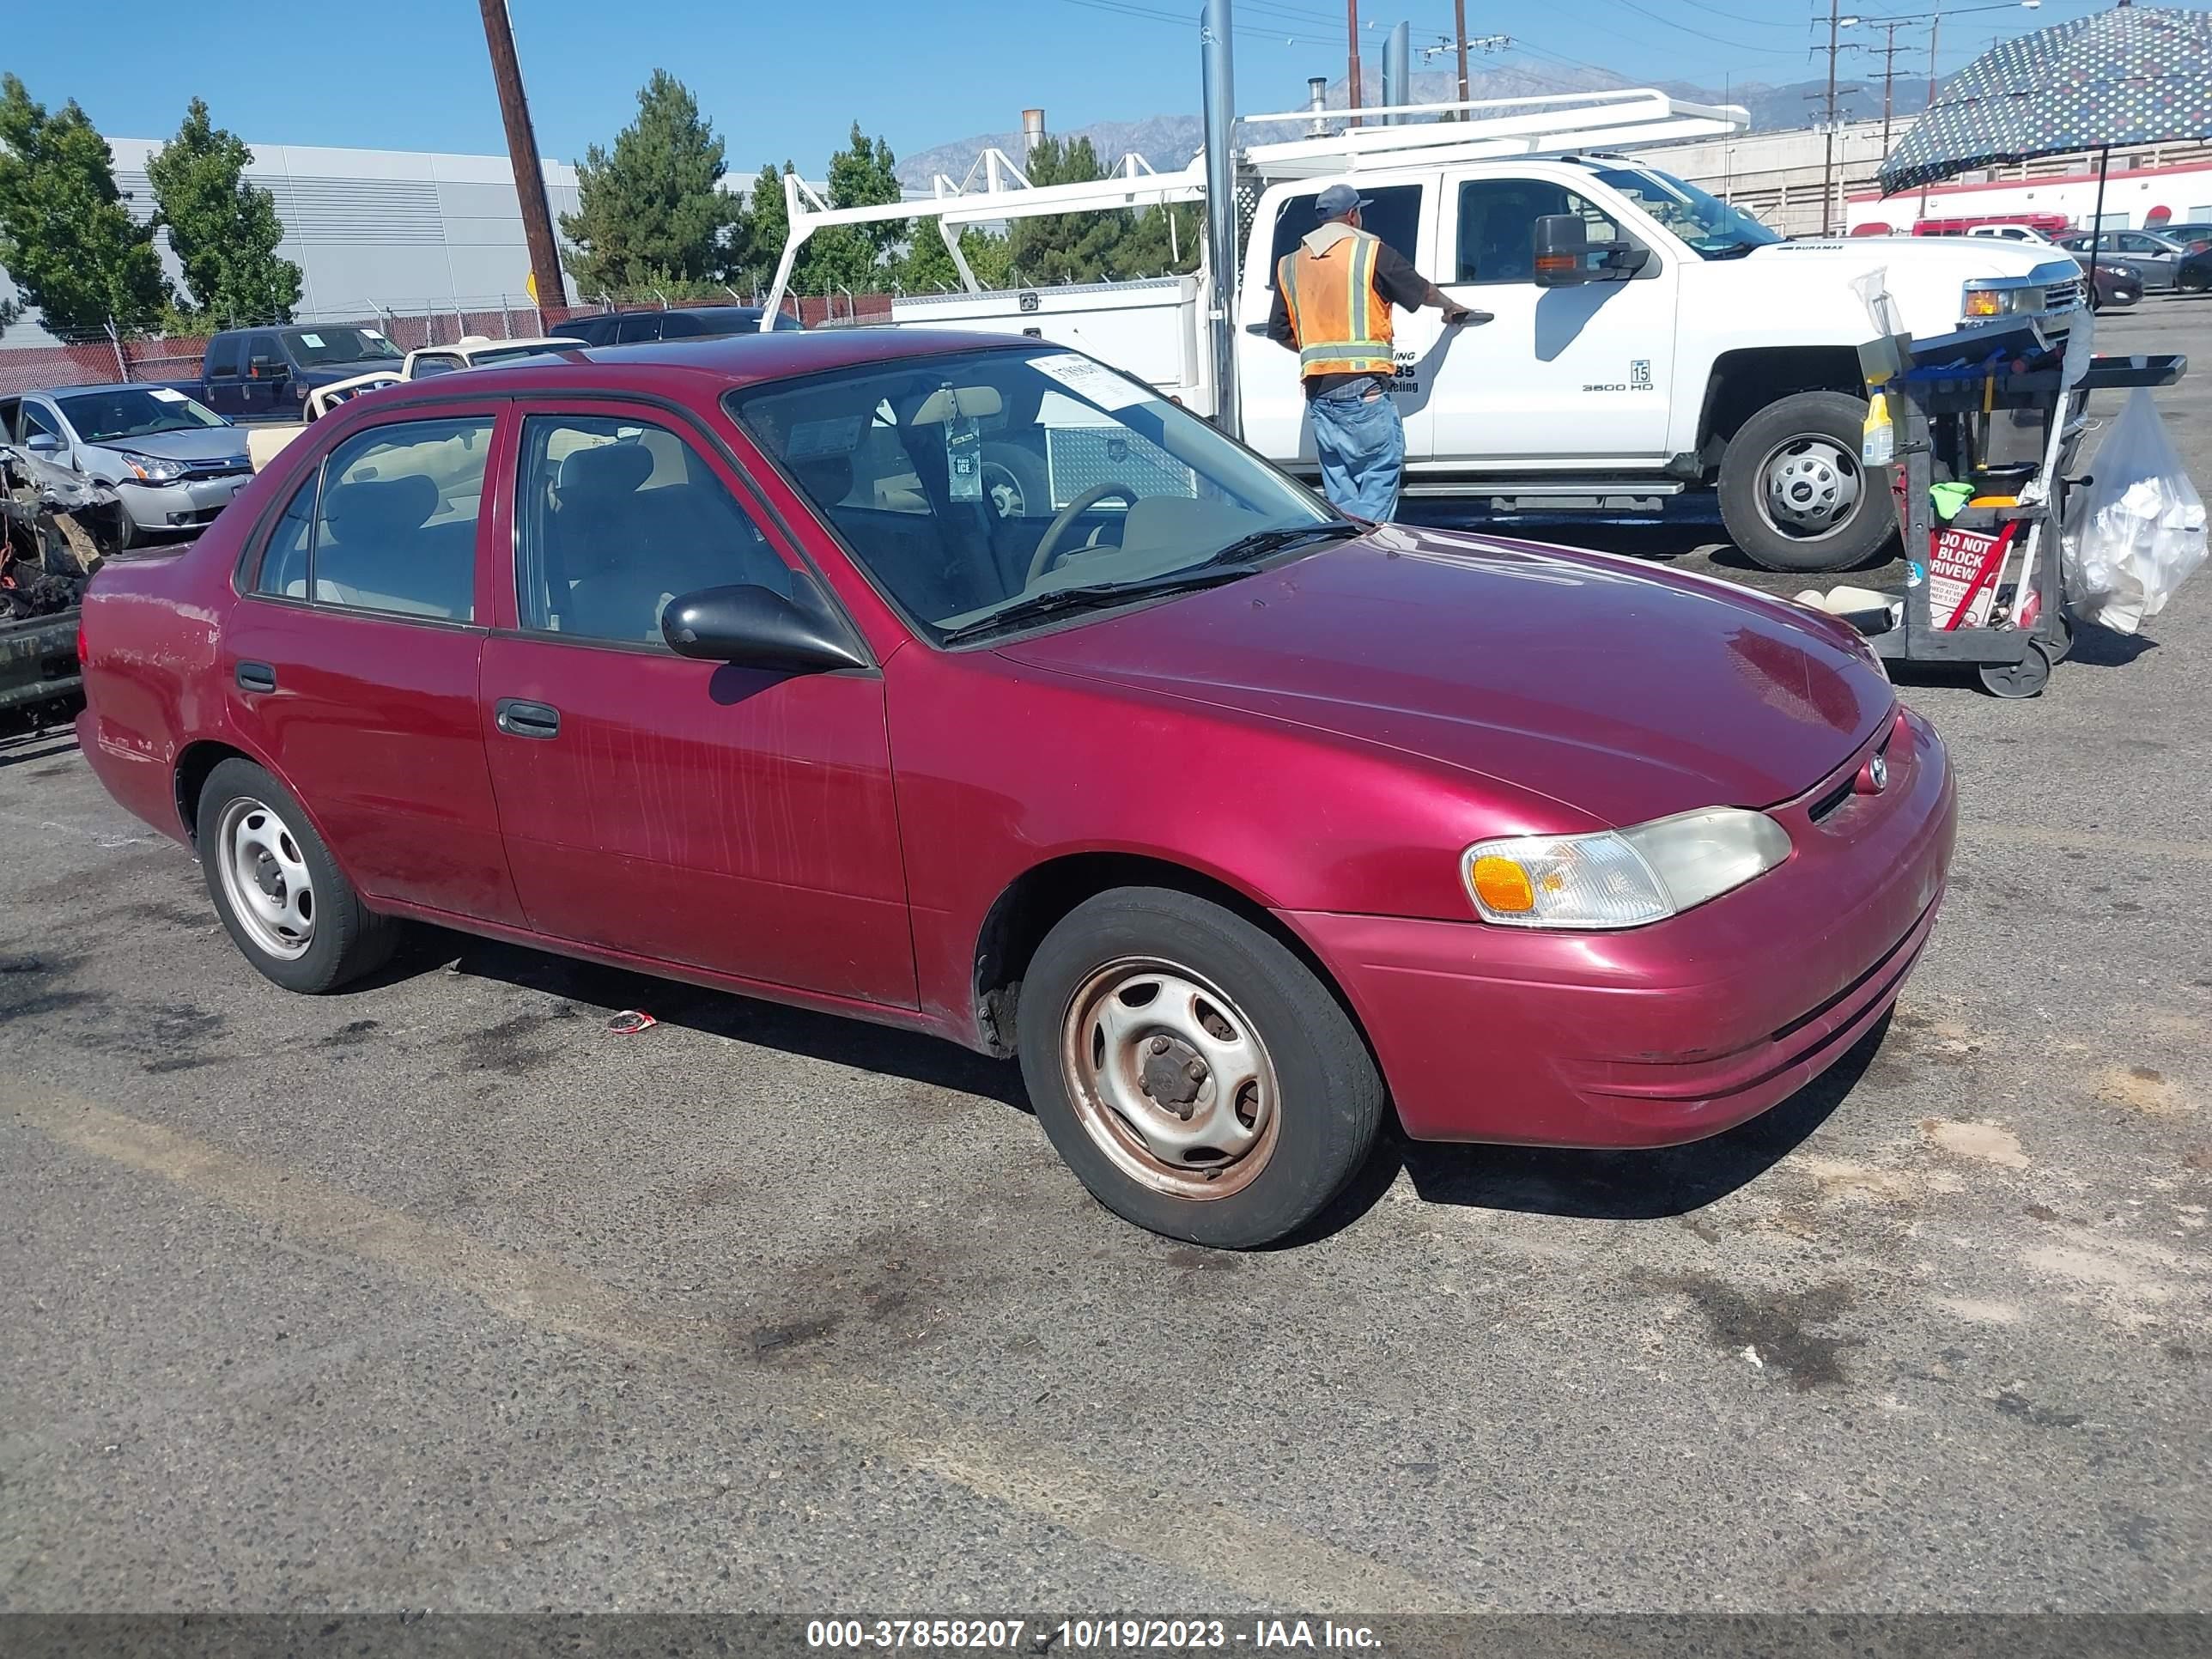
189, 325, 406, 422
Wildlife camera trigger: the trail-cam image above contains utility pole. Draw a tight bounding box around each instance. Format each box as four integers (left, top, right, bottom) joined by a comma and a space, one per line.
1454, 0, 1471, 109
1346, 0, 1362, 124
1814, 0, 1856, 238
477, 0, 565, 319
1870, 20, 1913, 155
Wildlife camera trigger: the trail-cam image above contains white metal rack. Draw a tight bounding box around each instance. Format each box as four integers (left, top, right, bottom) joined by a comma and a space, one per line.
758, 88, 1749, 323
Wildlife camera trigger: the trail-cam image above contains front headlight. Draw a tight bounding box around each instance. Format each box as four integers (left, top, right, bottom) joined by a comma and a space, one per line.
117, 451, 186, 483
1462, 807, 1793, 930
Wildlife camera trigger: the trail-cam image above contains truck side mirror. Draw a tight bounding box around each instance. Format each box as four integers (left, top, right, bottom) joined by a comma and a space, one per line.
1533, 215, 1593, 287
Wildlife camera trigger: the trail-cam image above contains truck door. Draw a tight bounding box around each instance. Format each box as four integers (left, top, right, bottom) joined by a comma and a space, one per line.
1233, 180, 1430, 471
203, 335, 246, 417
1407, 173, 1679, 468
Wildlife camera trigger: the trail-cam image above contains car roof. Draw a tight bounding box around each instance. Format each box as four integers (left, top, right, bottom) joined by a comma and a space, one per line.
14, 382, 173, 399
337, 329, 1036, 411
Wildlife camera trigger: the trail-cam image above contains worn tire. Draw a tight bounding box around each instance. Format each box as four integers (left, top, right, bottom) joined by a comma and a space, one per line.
1017, 887, 1384, 1249
196, 757, 398, 994
1718, 390, 1896, 574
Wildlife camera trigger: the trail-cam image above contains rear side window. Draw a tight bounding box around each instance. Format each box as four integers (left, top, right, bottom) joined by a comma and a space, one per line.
253, 416, 492, 619
1268, 183, 1421, 273
658, 311, 708, 338
207, 337, 243, 378
616, 312, 663, 343
1455, 179, 1620, 283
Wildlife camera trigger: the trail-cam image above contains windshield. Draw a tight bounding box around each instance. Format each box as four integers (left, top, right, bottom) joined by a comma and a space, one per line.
281, 326, 404, 368
730, 346, 1335, 643
57, 386, 228, 443
1593, 167, 1782, 258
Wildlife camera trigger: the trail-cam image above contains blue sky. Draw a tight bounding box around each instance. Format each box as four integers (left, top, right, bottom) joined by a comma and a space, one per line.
9, 0, 2103, 174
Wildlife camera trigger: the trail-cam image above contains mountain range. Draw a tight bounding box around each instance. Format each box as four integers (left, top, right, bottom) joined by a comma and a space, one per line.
894, 64, 1936, 190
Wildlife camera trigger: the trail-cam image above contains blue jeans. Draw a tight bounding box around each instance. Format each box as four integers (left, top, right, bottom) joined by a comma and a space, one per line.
1307, 379, 1405, 521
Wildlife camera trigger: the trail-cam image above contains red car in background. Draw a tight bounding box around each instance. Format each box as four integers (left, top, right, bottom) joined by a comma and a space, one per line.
75, 332, 1955, 1247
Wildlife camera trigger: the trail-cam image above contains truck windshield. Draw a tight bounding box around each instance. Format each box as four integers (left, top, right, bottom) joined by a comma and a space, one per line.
1594, 167, 1781, 258
280, 327, 404, 368
57, 387, 228, 442
730, 346, 1340, 645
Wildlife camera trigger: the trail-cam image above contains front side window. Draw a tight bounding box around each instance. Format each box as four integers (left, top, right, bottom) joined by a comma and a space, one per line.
254, 416, 491, 618
515, 414, 792, 644
1457, 179, 1621, 284
616, 313, 663, 344
19, 402, 62, 444
731, 346, 1343, 645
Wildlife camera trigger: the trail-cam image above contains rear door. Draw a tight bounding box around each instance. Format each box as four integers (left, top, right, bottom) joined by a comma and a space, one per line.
226, 400, 524, 924
1409, 171, 1680, 467
477, 400, 915, 1006
1234, 179, 1431, 469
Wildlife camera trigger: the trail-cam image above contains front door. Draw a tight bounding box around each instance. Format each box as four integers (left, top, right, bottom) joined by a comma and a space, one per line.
241, 331, 289, 421
479, 403, 915, 1007
1407, 173, 1680, 468
225, 404, 524, 925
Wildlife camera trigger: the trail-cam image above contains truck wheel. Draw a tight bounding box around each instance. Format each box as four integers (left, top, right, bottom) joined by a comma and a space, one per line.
1718, 391, 1895, 574
196, 757, 398, 994
1017, 887, 1385, 1249
981, 441, 1051, 521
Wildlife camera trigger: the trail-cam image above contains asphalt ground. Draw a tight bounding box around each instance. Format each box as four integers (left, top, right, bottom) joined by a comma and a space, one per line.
2, 298, 2207, 1625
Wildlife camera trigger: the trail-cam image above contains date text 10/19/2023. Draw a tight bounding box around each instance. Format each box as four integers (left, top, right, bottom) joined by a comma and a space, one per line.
806, 1619, 1384, 1650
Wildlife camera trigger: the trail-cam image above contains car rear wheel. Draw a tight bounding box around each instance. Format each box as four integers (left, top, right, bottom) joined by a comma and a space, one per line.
1719, 391, 1896, 574
197, 757, 398, 994
1017, 887, 1384, 1249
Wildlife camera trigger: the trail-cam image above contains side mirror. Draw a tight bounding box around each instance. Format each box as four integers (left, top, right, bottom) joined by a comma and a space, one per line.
662, 572, 869, 673
1533, 214, 1646, 287
25, 432, 63, 456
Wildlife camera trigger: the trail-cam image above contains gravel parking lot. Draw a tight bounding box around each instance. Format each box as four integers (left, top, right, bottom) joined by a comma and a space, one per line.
3, 301, 2207, 1620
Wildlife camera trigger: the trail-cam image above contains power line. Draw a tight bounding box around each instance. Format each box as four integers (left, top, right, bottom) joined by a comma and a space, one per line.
1593, 0, 1807, 55
1670, 0, 1800, 27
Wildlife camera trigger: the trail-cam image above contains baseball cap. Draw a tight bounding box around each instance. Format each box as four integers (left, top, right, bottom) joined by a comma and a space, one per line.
1315, 182, 1372, 218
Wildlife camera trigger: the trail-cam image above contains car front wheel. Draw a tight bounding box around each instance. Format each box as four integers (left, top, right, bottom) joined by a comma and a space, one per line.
197, 757, 398, 994
1017, 887, 1385, 1249
1718, 390, 1897, 574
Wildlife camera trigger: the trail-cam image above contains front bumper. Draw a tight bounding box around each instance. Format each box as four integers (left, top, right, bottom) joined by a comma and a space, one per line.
1285, 705, 1957, 1149
116, 474, 252, 532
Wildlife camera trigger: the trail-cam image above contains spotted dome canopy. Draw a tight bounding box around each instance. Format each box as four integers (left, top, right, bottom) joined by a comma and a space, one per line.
1877, 3, 2212, 196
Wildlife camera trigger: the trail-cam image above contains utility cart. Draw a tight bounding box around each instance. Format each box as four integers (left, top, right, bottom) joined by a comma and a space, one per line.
1855, 314, 2185, 699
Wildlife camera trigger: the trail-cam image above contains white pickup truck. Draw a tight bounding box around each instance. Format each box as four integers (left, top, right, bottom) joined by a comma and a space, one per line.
766, 91, 2085, 573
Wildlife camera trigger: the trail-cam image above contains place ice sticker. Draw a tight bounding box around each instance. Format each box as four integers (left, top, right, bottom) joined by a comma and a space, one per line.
1030, 352, 1154, 411
150, 387, 187, 402
301, 333, 325, 348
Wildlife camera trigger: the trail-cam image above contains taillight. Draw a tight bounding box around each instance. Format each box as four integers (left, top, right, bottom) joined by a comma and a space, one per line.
76, 617, 88, 667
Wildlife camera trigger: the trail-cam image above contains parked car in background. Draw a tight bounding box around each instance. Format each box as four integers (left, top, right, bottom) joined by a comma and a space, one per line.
546, 305, 804, 347
2054, 229, 2192, 289
2149, 222, 2212, 253
2090, 262, 2143, 307
194, 325, 406, 422
2174, 246, 2212, 294
1963, 222, 2061, 246
1913, 212, 2072, 240
0, 385, 251, 544
75, 331, 1954, 1248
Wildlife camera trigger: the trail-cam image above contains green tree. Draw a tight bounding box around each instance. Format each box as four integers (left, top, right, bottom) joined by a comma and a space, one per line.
796, 121, 903, 295
144, 98, 301, 327
896, 224, 1013, 294
743, 160, 793, 293
1006, 137, 1127, 286
0, 75, 167, 334
560, 70, 744, 295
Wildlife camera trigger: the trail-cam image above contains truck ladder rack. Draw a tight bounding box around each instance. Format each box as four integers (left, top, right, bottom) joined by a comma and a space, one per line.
757, 88, 1748, 325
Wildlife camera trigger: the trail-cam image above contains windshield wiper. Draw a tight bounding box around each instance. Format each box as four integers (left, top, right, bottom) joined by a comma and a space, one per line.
938, 564, 1263, 645
1204, 520, 1365, 567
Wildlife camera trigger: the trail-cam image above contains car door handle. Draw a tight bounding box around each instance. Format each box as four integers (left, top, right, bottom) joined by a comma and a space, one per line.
495, 698, 561, 739
235, 661, 277, 693
1243, 322, 1271, 335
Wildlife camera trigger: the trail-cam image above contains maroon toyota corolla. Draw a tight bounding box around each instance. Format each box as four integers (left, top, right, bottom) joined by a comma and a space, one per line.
76, 331, 1954, 1247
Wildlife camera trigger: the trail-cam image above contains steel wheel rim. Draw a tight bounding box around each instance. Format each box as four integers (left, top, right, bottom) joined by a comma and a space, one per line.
982, 460, 1029, 519
1059, 957, 1281, 1201
1757, 434, 1862, 541
215, 796, 315, 960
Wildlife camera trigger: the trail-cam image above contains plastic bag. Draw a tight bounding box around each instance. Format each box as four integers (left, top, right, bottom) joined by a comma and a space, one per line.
2063, 387, 2208, 635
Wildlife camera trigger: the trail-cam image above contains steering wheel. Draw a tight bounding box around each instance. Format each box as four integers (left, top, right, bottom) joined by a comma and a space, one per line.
1026, 483, 1139, 585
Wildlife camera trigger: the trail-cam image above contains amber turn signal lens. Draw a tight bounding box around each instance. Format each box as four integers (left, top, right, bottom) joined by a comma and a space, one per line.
1469, 855, 1535, 914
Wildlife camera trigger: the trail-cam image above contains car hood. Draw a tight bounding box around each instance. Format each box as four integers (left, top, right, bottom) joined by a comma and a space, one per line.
84, 426, 246, 463
995, 526, 1893, 829
1733, 234, 2079, 339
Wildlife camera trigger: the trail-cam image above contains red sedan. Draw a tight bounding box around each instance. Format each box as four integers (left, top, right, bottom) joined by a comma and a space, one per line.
76, 331, 1954, 1247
